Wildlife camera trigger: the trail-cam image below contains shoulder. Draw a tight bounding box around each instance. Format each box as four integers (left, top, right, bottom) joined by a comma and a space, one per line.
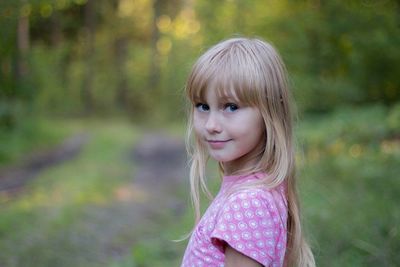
223, 185, 286, 213
216, 184, 288, 230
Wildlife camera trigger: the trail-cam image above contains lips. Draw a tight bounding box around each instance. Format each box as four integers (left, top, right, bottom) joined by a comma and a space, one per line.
206, 139, 231, 149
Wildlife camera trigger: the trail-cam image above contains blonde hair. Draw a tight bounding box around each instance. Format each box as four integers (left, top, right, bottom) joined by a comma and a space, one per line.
185, 37, 315, 267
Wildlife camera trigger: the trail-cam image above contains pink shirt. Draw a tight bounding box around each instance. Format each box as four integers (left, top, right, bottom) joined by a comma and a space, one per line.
181, 173, 287, 267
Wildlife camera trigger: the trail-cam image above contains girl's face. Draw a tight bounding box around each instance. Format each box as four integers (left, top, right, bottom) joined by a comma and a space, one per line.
193, 88, 265, 174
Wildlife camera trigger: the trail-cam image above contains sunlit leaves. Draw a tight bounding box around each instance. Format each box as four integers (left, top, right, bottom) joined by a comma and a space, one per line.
117, 0, 152, 36
172, 8, 200, 39
39, 3, 53, 18
156, 37, 172, 55
157, 15, 172, 33
20, 3, 32, 17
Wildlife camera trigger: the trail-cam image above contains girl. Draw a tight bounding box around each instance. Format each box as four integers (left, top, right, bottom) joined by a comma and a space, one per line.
181, 37, 315, 267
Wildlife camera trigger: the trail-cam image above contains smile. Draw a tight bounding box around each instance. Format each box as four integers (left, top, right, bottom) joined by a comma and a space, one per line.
206, 139, 231, 149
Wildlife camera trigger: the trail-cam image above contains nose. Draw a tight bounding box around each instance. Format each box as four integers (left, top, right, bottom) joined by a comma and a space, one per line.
205, 112, 222, 134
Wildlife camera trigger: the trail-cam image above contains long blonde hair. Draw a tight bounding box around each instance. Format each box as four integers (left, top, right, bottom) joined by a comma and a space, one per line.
185, 37, 315, 267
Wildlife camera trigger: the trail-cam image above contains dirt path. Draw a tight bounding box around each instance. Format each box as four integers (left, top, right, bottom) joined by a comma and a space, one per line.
117, 132, 189, 226
0, 131, 187, 203
0, 134, 89, 196
131, 132, 187, 195
100, 132, 189, 264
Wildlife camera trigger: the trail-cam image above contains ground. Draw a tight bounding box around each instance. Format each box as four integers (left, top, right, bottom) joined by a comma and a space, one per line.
0, 131, 189, 267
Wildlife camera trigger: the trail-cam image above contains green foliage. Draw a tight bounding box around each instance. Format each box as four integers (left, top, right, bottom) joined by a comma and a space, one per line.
2, 0, 400, 128
297, 105, 400, 266
272, 1, 400, 112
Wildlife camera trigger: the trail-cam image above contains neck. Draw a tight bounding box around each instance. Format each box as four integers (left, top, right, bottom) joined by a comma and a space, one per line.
222, 156, 260, 176
222, 145, 264, 176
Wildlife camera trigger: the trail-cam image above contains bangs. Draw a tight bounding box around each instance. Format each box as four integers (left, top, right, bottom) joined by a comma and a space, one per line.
187, 40, 265, 106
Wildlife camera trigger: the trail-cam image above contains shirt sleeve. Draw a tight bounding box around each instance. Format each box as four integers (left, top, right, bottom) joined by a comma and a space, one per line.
210, 189, 286, 266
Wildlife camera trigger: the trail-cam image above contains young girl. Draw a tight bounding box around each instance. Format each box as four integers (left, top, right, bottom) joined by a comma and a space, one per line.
181, 37, 315, 267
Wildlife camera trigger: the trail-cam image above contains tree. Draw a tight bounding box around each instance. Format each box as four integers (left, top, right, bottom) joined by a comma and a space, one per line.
82, 0, 96, 114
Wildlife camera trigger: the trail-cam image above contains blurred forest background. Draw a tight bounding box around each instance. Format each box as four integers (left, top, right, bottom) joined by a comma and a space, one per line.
1, 0, 400, 266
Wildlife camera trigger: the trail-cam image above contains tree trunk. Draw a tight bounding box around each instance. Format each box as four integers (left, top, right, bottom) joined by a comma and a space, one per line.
16, 5, 30, 82
82, 0, 96, 114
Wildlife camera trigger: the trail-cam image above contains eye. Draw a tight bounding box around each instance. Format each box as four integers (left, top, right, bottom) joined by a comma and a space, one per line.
195, 103, 209, 112
224, 103, 239, 112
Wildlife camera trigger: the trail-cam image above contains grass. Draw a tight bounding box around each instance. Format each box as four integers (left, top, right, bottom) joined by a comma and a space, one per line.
0, 117, 74, 167
0, 118, 191, 267
0, 119, 144, 267
297, 105, 400, 266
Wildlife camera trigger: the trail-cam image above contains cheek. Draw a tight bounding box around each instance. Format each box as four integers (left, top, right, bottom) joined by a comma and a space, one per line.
192, 115, 203, 135
243, 114, 265, 146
